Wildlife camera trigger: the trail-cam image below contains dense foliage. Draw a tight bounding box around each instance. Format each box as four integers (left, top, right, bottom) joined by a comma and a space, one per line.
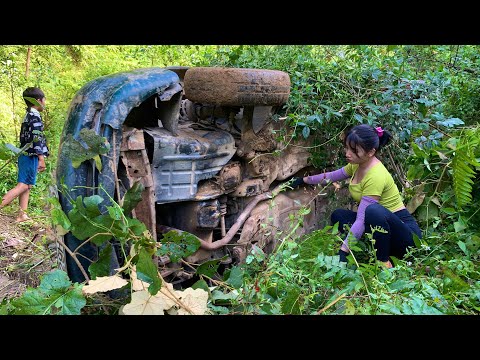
1, 45, 479, 314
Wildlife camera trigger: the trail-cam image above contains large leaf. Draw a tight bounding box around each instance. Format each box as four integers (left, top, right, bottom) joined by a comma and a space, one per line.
280, 286, 302, 315
61, 128, 110, 171
68, 210, 112, 244
82, 275, 129, 295
452, 148, 476, 208
175, 288, 209, 315
0, 142, 19, 160
83, 195, 104, 217
12, 270, 86, 315
121, 290, 170, 315
23, 96, 42, 108
406, 189, 426, 214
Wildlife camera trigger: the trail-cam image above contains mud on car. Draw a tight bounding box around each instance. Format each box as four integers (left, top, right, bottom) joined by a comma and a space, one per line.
55, 66, 328, 285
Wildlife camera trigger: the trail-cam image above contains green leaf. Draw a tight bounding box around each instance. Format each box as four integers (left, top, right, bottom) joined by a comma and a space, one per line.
93, 155, 103, 172
192, 279, 210, 292
457, 241, 467, 255
69, 216, 97, 240
89, 214, 115, 245
436, 117, 464, 128
156, 230, 200, 263
281, 287, 302, 314
302, 125, 310, 139
197, 258, 222, 278
69, 212, 109, 244
250, 244, 265, 262
441, 207, 456, 215
107, 205, 123, 221
12, 270, 86, 315
407, 164, 424, 181
386, 45, 397, 52
0, 142, 20, 160
135, 248, 161, 295
61, 129, 110, 171
225, 266, 243, 289
23, 96, 42, 107
122, 181, 145, 214
416, 201, 439, 222
343, 299, 356, 315
417, 103, 427, 117
83, 195, 103, 217
210, 290, 238, 305
454, 217, 467, 232
89, 243, 114, 279
127, 217, 147, 236
51, 208, 71, 232
54, 284, 85, 315
208, 304, 230, 314
465, 235, 480, 253
388, 279, 416, 291
75, 195, 86, 214
412, 233, 422, 248
0, 304, 9, 315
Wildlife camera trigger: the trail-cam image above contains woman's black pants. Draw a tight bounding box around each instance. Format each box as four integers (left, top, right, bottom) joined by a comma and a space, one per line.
331, 203, 422, 262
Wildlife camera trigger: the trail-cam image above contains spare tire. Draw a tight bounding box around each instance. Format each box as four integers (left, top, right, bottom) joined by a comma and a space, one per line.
184, 67, 290, 106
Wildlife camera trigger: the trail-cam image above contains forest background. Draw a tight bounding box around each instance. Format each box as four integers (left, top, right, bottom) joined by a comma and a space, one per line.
0, 45, 479, 315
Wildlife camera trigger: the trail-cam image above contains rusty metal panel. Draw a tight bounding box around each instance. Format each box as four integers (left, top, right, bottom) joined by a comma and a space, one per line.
120, 128, 156, 241
145, 127, 236, 203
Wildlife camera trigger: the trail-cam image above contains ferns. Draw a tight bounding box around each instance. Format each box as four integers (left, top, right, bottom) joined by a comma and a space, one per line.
406, 126, 480, 216
450, 128, 480, 208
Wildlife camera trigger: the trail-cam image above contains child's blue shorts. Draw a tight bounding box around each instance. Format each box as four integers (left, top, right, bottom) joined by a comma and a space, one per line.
17, 154, 38, 185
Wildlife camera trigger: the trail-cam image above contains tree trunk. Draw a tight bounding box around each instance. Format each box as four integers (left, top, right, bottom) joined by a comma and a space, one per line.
25, 46, 31, 78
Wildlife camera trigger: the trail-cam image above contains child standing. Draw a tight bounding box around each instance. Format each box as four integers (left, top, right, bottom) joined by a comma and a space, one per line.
0, 87, 49, 222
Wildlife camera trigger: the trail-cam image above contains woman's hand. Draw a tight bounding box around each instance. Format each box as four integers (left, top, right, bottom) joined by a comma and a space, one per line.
288, 177, 305, 188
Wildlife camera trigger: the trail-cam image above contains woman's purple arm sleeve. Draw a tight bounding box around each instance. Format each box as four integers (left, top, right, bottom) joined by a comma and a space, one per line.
341, 196, 378, 250
304, 167, 349, 185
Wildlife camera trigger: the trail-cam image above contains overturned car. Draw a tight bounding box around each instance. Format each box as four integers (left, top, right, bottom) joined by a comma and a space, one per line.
55, 66, 328, 285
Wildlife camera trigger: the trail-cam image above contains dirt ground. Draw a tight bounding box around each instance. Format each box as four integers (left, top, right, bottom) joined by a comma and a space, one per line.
0, 211, 57, 302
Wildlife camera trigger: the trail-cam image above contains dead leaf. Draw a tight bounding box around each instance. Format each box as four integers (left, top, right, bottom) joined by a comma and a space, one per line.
130, 266, 151, 291
82, 275, 129, 295
435, 150, 448, 160
55, 224, 69, 236
431, 196, 441, 207
3, 238, 26, 248
121, 290, 171, 315
406, 192, 426, 214
406, 183, 426, 214
175, 287, 209, 315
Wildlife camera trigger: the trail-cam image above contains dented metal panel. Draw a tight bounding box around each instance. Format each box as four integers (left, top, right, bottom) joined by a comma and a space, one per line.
144, 126, 236, 203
